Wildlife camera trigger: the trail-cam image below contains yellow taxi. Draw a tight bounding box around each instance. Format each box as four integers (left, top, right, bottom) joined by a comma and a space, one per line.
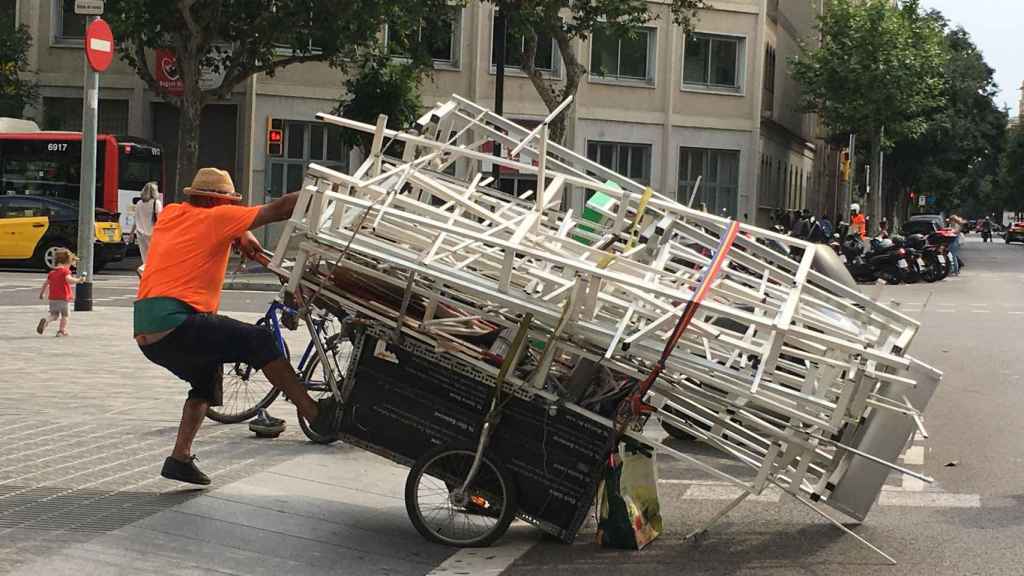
0, 195, 125, 270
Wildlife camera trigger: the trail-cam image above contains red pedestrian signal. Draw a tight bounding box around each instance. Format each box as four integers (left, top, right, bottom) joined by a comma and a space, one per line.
267, 117, 284, 157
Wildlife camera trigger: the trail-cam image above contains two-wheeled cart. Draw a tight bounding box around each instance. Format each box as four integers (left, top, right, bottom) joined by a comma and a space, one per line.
249, 94, 946, 564
274, 259, 636, 547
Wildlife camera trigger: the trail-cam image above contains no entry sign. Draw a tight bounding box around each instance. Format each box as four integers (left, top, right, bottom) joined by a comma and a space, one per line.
85, 19, 114, 72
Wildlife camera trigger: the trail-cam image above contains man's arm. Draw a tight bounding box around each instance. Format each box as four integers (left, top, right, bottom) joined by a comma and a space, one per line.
249, 192, 300, 231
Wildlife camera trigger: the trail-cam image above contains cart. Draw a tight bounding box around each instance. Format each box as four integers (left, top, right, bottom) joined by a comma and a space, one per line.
250, 95, 945, 563
264, 254, 639, 547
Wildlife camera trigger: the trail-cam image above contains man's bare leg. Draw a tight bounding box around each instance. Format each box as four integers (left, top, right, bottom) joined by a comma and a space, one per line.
172, 398, 208, 461
262, 358, 318, 421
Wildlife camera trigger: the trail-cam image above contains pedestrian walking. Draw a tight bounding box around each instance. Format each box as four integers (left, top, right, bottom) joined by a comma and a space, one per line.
130, 181, 162, 277
134, 168, 342, 485
36, 249, 83, 337
948, 214, 965, 275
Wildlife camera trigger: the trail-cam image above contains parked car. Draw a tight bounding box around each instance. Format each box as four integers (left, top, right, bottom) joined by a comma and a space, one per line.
908, 213, 947, 230
902, 219, 941, 237
0, 195, 125, 271
1006, 222, 1024, 244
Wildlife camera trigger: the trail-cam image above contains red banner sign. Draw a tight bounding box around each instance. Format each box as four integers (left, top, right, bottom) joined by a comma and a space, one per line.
154, 48, 183, 96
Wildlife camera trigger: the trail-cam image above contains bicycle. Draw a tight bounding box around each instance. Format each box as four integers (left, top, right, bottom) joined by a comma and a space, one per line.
205, 274, 353, 444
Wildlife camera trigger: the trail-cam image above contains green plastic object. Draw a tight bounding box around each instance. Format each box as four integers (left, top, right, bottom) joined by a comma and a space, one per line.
574, 181, 620, 244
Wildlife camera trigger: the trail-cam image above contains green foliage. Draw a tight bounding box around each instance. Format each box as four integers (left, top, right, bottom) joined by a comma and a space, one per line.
1001, 124, 1024, 213
104, 0, 456, 105
0, 13, 38, 118
487, 0, 705, 142
885, 21, 1007, 214
336, 50, 426, 154
494, 0, 705, 40
791, 0, 948, 144
102, 0, 456, 189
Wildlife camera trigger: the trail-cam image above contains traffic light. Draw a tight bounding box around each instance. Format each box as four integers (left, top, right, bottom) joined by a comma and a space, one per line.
267, 117, 283, 157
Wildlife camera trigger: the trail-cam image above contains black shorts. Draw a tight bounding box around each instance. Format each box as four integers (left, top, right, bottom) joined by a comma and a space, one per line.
139, 313, 283, 406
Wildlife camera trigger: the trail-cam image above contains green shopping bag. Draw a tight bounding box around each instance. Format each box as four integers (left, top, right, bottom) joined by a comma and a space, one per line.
597, 442, 663, 550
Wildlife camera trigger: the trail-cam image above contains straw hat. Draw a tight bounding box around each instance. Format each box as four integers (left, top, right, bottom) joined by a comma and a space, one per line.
183, 168, 242, 202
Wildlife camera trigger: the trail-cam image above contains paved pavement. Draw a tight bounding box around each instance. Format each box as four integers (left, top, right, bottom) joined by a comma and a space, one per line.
0, 236, 1021, 575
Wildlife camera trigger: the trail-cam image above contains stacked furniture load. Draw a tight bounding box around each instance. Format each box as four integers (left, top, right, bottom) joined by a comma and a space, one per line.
267, 95, 941, 562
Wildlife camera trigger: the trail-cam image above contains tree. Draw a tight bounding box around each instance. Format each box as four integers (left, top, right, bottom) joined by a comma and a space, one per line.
791, 0, 947, 231
885, 22, 1007, 219
0, 12, 39, 118
488, 0, 706, 144
336, 50, 427, 156
104, 0, 453, 194
1001, 123, 1024, 216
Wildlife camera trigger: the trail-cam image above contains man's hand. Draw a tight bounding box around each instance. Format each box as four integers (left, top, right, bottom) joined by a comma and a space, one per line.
235, 231, 263, 260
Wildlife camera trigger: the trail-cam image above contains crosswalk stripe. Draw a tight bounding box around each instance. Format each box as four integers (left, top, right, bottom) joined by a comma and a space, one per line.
656, 480, 980, 508
877, 492, 980, 508
678, 484, 782, 503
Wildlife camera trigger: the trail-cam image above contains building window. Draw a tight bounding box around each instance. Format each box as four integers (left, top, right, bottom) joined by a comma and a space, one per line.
42, 97, 129, 135
55, 0, 85, 41
387, 7, 461, 67
678, 147, 740, 217
267, 121, 348, 197
762, 43, 776, 116
586, 141, 652, 185
590, 25, 656, 83
683, 33, 743, 92
491, 15, 558, 73
2, 0, 16, 26
497, 174, 537, 198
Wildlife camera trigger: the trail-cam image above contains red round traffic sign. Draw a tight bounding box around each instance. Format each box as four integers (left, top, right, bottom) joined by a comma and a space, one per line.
85, 19, 114, 73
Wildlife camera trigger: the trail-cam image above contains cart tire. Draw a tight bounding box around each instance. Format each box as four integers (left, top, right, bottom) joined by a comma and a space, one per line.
205, 320, 286, 424
297, 333, 350, 444
405, 444, 517, 548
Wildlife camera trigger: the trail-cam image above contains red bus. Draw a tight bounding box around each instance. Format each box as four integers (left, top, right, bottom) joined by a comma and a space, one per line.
0, 128, 164, 231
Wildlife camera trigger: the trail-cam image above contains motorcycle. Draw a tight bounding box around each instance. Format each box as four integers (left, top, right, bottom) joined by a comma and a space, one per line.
905, 233, 948, 282
838, 234, 909, 284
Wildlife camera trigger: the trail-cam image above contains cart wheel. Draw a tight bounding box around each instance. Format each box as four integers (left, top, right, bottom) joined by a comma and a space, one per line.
405, 444, 517, 548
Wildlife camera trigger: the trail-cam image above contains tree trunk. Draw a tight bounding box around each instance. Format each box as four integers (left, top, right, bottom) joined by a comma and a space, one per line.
521, 27, 584, 146
176, 93, 202, 199
175, 47, 203, 199
869, 132, 883, 235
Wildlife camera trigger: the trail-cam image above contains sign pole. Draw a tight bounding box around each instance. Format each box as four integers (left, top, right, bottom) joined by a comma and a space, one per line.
75, 15, 100, 312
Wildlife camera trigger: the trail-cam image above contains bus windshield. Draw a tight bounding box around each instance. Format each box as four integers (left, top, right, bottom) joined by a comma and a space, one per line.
119, 154, 162, 192
0, 139, 103, 204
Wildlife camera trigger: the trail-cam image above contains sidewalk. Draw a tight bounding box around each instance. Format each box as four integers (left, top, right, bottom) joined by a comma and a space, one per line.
0, 305, 490, 576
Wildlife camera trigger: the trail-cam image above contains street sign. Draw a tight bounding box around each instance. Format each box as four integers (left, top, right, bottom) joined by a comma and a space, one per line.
919, 195, 927, 207
74, 0, 104, 15
84, 19, 114, 73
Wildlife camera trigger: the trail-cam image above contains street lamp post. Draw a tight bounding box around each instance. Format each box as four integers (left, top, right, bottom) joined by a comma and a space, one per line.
492, 7, 507, 190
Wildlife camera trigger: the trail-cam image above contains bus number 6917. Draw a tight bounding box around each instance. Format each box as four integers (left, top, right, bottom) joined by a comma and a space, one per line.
47, 143, 69, 152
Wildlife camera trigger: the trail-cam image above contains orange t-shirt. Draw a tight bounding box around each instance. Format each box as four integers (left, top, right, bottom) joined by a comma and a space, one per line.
851, 214, 867, 239
137, 202, 260, 313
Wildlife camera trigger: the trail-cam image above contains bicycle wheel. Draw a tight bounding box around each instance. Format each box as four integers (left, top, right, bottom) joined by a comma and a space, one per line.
297, 334, 353, 444
405, 444, 517, 548
206, 323, 287, 424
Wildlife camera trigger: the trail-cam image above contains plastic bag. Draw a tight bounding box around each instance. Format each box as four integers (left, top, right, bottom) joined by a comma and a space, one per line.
597, 442, 662, 550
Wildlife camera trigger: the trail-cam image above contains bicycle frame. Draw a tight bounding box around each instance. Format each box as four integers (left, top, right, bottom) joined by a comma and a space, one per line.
253, 299, 330, 379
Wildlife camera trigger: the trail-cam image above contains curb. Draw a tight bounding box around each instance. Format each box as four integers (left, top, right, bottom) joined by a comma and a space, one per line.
223, 281, 280, 292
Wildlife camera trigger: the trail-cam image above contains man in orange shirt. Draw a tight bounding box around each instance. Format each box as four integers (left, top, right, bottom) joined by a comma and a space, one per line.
849, 203, 867, 240
135, 168, 340, 485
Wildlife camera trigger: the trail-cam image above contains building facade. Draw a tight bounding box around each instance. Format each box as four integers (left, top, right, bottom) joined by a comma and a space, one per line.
10, 0, 830, 234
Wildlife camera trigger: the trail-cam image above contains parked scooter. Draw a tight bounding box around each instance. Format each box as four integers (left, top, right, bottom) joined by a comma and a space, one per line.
837, 233, 910, 284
